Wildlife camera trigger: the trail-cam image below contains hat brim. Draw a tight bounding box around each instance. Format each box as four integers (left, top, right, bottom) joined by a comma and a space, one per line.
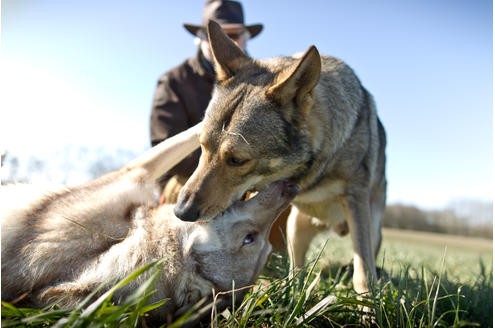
183, 23, 263, 39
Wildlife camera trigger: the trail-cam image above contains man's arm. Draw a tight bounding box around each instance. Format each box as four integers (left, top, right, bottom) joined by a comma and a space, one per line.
149, 75, 201, 179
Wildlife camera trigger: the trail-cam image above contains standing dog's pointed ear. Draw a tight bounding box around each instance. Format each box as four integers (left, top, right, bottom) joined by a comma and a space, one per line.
207, 20, 251, 82
266, 46, 321, 109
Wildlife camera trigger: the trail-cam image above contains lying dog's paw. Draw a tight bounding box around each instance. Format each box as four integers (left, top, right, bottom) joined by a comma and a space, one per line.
39, 283, 91, 307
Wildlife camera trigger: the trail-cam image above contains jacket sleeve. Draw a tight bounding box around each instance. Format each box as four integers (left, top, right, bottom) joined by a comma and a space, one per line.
149, 75, 201, 179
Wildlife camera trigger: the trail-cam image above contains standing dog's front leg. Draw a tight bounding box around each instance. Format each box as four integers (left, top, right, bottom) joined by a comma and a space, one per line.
343, 193, 377, 295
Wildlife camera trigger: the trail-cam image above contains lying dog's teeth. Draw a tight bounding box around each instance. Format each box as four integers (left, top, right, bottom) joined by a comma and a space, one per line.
243, 191, 259, 200
249, 191, 259, 199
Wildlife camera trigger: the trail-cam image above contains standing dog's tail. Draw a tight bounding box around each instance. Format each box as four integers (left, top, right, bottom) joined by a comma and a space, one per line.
123, 122, 202, 183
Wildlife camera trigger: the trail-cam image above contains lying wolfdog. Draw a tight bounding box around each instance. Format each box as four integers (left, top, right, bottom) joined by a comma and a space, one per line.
175, 21, 387, 295
1, 123, 297, 323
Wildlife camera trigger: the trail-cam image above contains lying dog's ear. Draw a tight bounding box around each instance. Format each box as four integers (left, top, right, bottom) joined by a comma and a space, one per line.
266, 46, 321, 111
207, 20, 251, 82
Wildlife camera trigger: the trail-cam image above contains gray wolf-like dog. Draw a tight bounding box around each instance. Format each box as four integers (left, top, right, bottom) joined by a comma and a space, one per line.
175, 21, 387, 295
1, 123, 297, 323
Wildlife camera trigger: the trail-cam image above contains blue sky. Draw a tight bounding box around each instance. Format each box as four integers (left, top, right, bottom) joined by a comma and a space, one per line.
1, 0, 492, 209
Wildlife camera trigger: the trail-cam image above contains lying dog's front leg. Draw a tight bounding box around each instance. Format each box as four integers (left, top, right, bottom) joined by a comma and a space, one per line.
124, 122, 202, 184
52, 122, 204, 241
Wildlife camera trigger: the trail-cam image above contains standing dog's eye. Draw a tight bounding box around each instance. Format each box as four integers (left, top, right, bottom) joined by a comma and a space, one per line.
227, 156, 249, 167
242, 233, 256, 245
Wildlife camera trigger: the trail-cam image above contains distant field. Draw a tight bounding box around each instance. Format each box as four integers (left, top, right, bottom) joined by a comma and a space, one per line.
382, 228, 492, 252
311, 227, 492, 282
381, 228, 492, 279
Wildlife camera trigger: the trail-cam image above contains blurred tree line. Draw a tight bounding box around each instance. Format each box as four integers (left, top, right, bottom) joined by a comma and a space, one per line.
383, 203, 492, 239
1, 148, 139, 185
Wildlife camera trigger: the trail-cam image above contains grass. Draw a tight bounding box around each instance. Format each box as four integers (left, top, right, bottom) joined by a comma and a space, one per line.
2, 228, 492, 327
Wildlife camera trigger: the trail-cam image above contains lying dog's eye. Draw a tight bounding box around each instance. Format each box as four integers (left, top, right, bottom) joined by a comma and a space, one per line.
227, 156, 249, 167
242, 233, 256, 246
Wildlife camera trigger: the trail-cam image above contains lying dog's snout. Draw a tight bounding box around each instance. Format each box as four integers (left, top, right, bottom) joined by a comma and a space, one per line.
174, 192, 201, 222
252, 180, 299, 208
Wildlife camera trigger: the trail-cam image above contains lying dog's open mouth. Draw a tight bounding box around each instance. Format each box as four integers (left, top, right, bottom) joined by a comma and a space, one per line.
240, 180, 299, 205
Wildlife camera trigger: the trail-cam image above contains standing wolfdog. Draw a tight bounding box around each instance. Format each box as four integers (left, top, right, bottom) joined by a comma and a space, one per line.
1, 123, 298, 323
175, 21, 387, 295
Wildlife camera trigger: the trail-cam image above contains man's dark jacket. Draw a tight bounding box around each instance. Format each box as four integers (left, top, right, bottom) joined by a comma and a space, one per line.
150, 50, 215, 193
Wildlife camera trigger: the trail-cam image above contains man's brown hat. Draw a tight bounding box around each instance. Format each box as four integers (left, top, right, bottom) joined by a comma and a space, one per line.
183, 0, 263, 39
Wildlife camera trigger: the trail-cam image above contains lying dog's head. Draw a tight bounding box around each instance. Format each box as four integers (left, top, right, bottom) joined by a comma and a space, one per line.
175, 20, 321, 221
185, 180, 297, 293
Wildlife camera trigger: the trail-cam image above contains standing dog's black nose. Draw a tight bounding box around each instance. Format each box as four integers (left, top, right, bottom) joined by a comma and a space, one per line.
174, 193, 201, 221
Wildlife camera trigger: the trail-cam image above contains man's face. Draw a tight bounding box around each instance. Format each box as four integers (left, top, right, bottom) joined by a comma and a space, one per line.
199, 27, 249, 62
221, 27, 249, 50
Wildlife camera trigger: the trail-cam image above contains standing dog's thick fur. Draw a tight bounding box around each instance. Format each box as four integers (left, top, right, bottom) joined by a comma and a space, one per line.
1, 123, 297, 323
175, 21, 387, 295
